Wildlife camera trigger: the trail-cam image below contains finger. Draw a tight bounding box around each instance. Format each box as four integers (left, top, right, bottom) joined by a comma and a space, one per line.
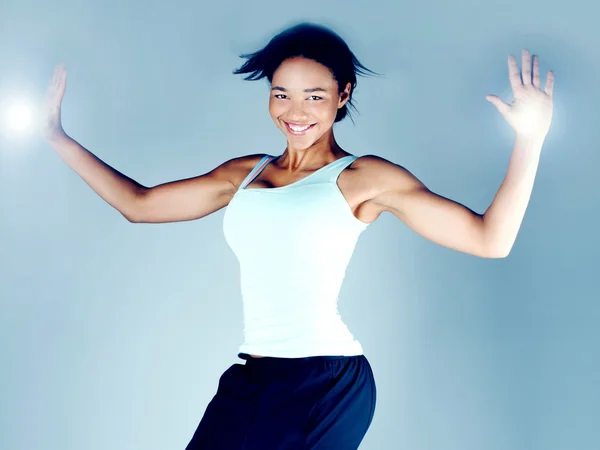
48, 65, 66, 98
544, 70, 555, 97
507, 55, 521, 92
58, 64, 67, 81
47, 67, 60, 94
486, 94, 511, 117
521, 49, 532, 85
532, 55, 541, 88
57, 65, 67, 92
55, 65, 65, 86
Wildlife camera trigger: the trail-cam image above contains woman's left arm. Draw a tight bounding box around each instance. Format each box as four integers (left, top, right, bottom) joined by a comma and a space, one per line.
368, 49, 555, 258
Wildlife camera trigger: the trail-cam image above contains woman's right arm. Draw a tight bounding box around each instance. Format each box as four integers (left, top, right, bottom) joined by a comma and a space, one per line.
48, 134, 236, 223
45, 65, 236, 224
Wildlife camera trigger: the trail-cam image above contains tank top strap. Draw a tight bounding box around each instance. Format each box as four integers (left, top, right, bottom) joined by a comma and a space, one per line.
239, 155, 277, 190
322, 155, 359, 184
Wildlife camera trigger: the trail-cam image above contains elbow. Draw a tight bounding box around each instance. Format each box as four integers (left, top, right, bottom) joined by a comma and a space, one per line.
491, 248, 511, 259
481, 232, 513, 258
121, 203, 146, 223
481, 224, 514, 258
122, 187, 148, 223
484, 243, 512, 259
119, 203, 142, 223
123, 212, 141, 223
119, 204, 143, 223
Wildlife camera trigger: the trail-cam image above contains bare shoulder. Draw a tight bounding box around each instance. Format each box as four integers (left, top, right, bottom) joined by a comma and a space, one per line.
353, 154, 411, 176
214, 153, 270, 190
351, 154, 423, 197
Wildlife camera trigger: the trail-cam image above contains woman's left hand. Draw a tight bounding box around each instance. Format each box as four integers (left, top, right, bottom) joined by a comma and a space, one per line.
486, 49, 555, 139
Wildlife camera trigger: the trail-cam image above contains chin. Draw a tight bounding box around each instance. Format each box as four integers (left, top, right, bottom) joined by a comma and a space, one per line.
286, 138, 314, 150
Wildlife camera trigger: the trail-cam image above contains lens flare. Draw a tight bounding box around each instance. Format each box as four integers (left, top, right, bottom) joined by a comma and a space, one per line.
4, 100, 35, 133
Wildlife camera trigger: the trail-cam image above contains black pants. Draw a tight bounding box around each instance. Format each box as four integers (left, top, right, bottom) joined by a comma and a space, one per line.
186, 353, 377, 449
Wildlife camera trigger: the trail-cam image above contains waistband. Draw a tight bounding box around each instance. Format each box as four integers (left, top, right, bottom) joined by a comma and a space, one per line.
238, 352, 361, 365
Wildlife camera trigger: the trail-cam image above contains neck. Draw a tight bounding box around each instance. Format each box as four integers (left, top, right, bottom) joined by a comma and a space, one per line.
280, 129, 346, 170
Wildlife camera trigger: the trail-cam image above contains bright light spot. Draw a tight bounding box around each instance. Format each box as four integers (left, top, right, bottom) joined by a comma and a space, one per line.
4, 100, 35, 133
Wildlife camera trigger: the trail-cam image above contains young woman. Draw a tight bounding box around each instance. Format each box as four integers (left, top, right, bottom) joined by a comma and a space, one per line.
43, 22, 554, 450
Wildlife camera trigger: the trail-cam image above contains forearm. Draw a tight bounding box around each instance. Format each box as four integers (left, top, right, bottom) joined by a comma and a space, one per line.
482, 133, 546, 256
48, 133, 146, 220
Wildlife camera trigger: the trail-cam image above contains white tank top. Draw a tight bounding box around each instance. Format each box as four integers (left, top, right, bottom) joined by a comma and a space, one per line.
222, 154, 370, 358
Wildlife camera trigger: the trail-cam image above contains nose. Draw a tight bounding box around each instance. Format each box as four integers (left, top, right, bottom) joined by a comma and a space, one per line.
286, 100, 309, 121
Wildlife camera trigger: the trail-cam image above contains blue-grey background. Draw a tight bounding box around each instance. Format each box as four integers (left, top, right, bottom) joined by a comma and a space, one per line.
0, 1, 598, 449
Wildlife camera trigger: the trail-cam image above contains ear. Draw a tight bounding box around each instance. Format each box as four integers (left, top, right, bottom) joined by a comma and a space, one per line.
338, 82, 352, 108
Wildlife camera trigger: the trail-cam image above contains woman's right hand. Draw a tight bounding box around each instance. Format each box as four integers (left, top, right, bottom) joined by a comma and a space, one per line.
39, 62, 240, 224
42, 64, 67, 141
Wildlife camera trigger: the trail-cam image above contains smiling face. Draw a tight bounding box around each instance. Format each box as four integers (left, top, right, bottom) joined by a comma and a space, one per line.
269, 57, 351, 149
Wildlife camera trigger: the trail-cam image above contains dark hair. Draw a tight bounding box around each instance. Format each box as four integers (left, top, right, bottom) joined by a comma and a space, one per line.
233, 22, 378, 123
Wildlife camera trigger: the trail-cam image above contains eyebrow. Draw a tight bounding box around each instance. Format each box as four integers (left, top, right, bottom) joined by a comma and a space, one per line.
271, 86, 328, 93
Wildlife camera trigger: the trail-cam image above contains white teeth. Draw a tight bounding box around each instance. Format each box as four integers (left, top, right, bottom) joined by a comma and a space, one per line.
288, 123, 312, 132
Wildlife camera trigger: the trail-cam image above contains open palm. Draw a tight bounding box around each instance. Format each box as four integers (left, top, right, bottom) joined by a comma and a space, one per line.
43, 64, 67, 140
486, 49, 555, 138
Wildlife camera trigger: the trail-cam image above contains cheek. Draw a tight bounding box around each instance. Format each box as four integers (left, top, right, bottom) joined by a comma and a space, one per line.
304, 103, 338, 123
269, 100, 285, 119
267, 100, 338, 122
321, 102, 340, 121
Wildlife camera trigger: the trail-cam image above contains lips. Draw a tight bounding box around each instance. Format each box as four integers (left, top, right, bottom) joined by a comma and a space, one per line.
284, 121, 316, 136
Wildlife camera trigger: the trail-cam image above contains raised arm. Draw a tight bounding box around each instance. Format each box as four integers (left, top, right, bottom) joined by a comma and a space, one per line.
44, 65, 238, 223
364, 49, 554, 258
362, 146, 542, 259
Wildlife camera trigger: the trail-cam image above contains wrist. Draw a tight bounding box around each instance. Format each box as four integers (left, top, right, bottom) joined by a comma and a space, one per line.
515, 131, 546, 144
46, 128, 70, 146
515, 132, 546, 153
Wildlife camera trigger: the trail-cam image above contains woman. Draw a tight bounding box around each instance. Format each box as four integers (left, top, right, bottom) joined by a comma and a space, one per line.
43, 22, 554, 450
